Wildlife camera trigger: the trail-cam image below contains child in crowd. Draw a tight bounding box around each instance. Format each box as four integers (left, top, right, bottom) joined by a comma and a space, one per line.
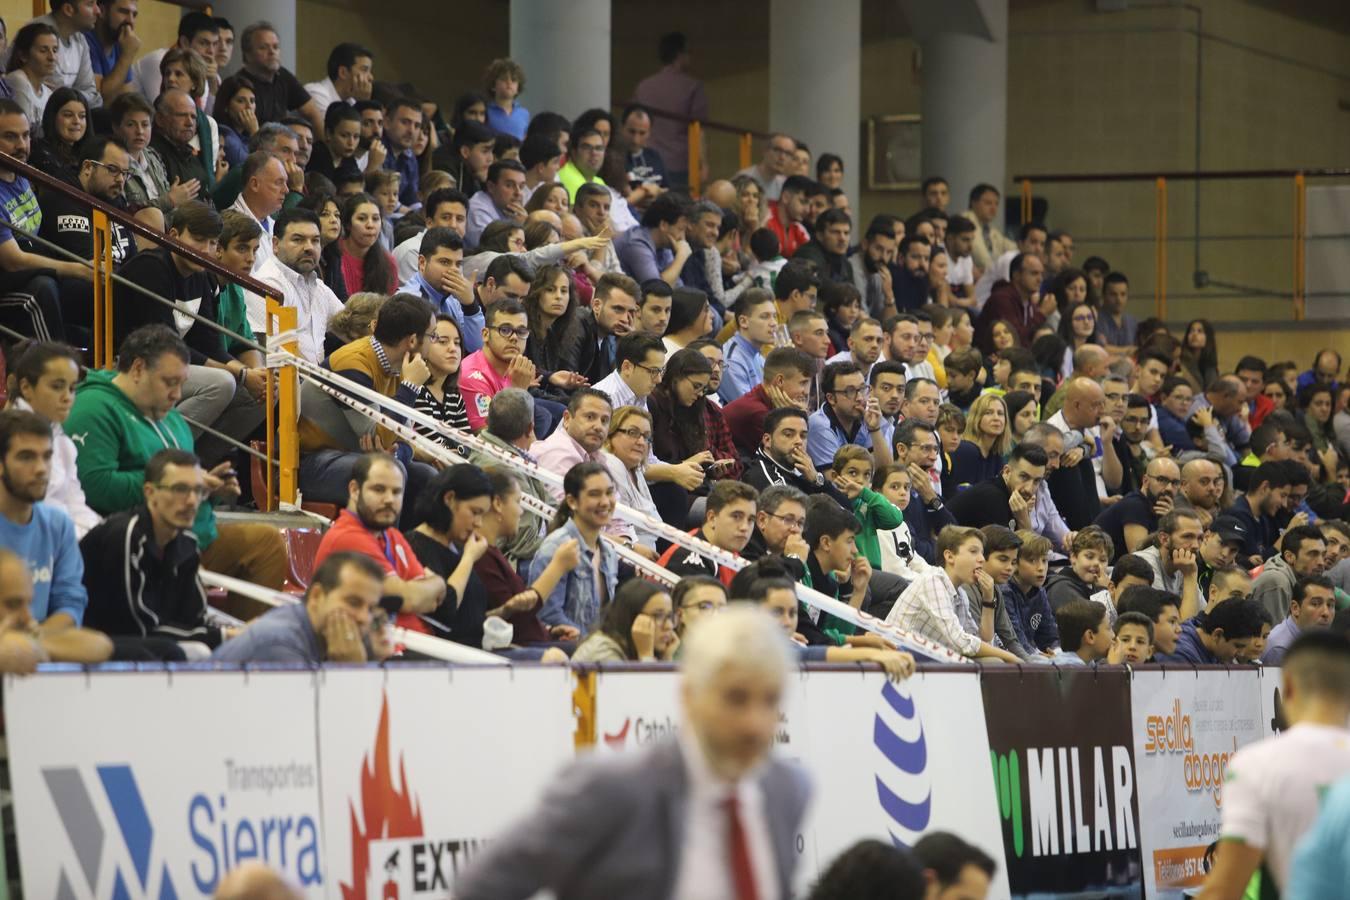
943, 347, 984, 412
1004, 530, 1059, 656
365, 169, 402, 249
1116, 585, 1184, 658
935, 403, 964, 496
1045, 527, 1116, 619
1110, 611, 1155, 664
973, 526, 1032, 660
874, 464, 930, 582
745, 227, 787, 290
830, 446, 904, 572
214, 210, 264, 363
1051, 599, 1114, 666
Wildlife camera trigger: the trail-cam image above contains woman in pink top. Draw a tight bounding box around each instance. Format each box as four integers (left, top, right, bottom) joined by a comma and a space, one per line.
332, 192, 397, 299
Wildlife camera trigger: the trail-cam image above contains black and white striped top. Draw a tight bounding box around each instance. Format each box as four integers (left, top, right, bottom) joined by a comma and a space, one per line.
412, 383, 471, 457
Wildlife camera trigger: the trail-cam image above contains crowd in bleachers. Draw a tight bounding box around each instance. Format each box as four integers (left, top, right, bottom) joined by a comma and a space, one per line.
1, 5, 1350, 895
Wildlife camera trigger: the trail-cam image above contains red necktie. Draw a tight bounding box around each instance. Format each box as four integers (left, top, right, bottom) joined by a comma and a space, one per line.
726, 793, 759, 900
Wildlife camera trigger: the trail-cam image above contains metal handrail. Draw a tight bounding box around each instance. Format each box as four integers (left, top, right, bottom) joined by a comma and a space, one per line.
617, 103, 765, 199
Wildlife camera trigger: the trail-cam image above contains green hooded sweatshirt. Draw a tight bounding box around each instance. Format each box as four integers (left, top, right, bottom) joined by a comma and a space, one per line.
64, 370, 217, 547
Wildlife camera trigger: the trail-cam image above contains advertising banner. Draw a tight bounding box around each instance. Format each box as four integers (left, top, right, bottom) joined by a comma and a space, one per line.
316, 666, 577, 900
7, 670, 325, 899
1259, 666, 1285, 738
1131, 670, 1265, 898
981, 669, 1143, 898
794, 670, 1011, 897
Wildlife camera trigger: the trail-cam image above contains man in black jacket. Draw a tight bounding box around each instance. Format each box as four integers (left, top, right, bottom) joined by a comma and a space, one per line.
948, 443, 1049, 531
564, 272, 641, 385
114, 201, 264, 466
80, 448, 223, 653
892, 419, 956, 565
743, 407, 849, 503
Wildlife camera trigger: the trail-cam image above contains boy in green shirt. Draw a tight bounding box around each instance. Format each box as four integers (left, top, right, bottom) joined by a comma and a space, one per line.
829, 444, 904, 570
215, 210, 264, 368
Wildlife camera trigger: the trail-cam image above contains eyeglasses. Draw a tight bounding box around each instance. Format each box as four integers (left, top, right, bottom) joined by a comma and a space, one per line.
765, 511, 805, 531
1072, 314, 1096, 323
641, 611, 675, 625
613, 426, 651, 443
831, 386, 869, 400
633, 363, 664, 378
704, 359, 724, 371
1150, 476, 1182, 488
88, 160, 129, 179
156, 483, 209, 499
686, 379, 711, 395
492, 325, 530, 341
577, 142, 605, 154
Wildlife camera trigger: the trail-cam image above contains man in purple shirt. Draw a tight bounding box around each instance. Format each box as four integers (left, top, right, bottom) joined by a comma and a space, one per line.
634, 32, 708, 191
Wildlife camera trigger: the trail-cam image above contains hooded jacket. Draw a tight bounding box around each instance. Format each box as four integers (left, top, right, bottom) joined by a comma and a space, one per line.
63, 369, 217, 547
1250, 553, 1297, 626
79, 506, 220, 647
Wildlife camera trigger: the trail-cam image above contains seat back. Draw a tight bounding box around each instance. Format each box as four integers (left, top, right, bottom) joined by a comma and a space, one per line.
284, 528, 325, 592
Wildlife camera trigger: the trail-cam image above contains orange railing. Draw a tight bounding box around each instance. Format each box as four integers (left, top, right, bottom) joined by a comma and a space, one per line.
0, 150, 298, 508
1012, 167, 1350, 323
621, 103, 770, 198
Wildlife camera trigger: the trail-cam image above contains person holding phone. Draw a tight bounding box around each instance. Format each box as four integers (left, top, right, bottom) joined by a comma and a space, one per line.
806, 360, 894, 473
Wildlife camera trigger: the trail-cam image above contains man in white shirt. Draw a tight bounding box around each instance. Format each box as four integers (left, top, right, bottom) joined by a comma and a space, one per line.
592, 332, 666, 413
734, 132, 795, 202
227, 152, 286, 274
302, 42, 372, 116
33, 0, 101, 108
453, 605, 812, 900
251, 208, 342, 363
945, 215, 977, 307
1198, 632, 1350, 899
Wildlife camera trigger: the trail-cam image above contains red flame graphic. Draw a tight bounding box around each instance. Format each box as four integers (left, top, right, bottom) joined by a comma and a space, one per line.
602, 718, 631, 749
341, 693, 425, 900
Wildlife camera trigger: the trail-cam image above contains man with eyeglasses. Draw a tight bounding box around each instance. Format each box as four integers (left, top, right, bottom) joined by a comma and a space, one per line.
1118, 393, 1156, 488
806, 361, 892, 472
592, 332, 666, 413
1092, 457, 1182, 562
39, 135, 135, 266
734, 131, 796, 202
741, 484, 811, 566
558, 126, 608, 204
80, 448, 226, 655
891, 419, 957, 565
460, 300, 537, 431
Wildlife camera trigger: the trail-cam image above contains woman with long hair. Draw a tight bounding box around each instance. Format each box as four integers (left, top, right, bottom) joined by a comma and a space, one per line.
450, 91, 488, 132
662, 287, 713, 355
989, 318, 1020, 354
1263, 376, 1290, 414
521, 264, 589, 398
31, 87, 88, 185
411, 314, 471, 456
732, 174, 766, 245
3, 22, 58, 128
298, 190, 342, 258
1299, 382, 1338, 459
529, 460, 617, 638
950, 393, 1011, 489
406, 464, 493, 646
327, 192, 397, 299
927, 247, 955, 307
525, 182, 569, 216
212, 77, 257, 169
1057, 301, 1104, 380
1180, 318, 1219, 391
572, 579, 678, 663
600, 406, 663, 558
1004, 390, 1040, 444
646, 348, 716, 522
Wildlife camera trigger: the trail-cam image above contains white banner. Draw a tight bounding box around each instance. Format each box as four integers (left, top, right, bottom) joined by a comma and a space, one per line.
1259, 666, 1285, 739
589, 667, 1010, 897
316, 666, 576, 900
1131, 670, 1266, 898
7, 670, 325, 899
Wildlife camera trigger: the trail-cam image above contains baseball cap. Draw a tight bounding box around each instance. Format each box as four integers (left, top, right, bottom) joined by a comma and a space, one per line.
1210, 515, 1247, 547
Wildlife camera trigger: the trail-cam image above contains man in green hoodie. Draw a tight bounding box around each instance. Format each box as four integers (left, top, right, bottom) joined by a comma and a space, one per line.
64, 325, 287, 590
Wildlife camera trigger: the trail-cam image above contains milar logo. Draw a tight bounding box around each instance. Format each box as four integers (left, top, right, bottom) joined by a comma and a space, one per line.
1144, 697, 1237, 810
872, 681, 932, 848
43, 761, 321, 898
991, 745, 1137, 858
343, 694, 487, 900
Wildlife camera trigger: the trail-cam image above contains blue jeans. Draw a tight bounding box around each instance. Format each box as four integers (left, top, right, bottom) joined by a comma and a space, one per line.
534, 398, 565, 440
298, 449, 436, 530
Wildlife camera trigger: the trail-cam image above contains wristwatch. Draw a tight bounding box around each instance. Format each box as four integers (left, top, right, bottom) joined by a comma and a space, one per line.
982, 601, 998, 609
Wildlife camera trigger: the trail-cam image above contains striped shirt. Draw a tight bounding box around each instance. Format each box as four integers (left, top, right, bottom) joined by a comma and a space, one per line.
412, 384, 470, 457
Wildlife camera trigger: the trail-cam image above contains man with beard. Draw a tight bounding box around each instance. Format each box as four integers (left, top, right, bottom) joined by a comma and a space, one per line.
884, 314, 935, 382
948, 443, 1049, 531
253, 207, 344, 362
312, 452, 446, 634
1173, 456, 1227, 523
853, 215, 898, 317
0, 410, 111, 663
891, 234, 932, 313
1251, 524, 1328, 627
1093, 457, 1182, 560
792, 208, 853, 284
744, 407, 848, 502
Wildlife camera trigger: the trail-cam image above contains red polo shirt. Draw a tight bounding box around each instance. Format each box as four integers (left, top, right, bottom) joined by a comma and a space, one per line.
314, 510, 429, 633
723, 384, 773, 457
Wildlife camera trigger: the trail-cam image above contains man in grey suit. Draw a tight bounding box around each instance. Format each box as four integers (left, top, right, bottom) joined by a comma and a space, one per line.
454, 605, 813, 900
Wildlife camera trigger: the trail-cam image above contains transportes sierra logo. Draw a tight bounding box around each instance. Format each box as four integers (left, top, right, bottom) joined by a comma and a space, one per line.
44, 764, 179, 899
872, 680, 932, 847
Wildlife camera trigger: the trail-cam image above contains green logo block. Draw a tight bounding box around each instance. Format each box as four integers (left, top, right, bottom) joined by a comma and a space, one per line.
991, 749, 1024, 858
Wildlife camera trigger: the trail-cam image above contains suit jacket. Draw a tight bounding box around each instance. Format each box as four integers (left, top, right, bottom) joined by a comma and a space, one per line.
453, 739, 811, 900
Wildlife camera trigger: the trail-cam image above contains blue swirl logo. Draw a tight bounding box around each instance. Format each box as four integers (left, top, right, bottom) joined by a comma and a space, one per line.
873, 680, 932, 847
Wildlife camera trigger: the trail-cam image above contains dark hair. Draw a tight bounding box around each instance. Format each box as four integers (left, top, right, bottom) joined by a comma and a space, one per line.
813, 207, 851, 235
1283, 525, 1326, 561
640, 279, 673, 302
567, 387, 613, 417
1251, 461, 1293, 493
1112, 553, 1155, 586
0, 408, 51, 459
1204, 597, 1267, 640
968, 183, 999, 206
13, 342, 79, 398
1117, 585, 1181, 622
815, 153, 844, 178
1003, 390, 1036, 426
667, 288, 710, 335
178, 10, 219, 40
340, 192, 394, 293
672, 574, 725, 610
40, 87, 90, 159
774, 259, 820, 301
1294, 575, 1335, 606
307, 550, 384, 600
77, 134, 128, 170
590, 579, 669, 660
658, 31, 687, 64
7, 22, 59, 75
519, 133, 562, 170
912, 831, 997, 885
750, 228, 781, 263
616, 332, 665, 369
548, 460, 611, 532
805, 839, 926, 900
706, 480, 758, 517
144, 447, 199, 484
417, 464, 493, 532
485, 298, 527, 328
821, 360, 862, 396
274, 205, 321, 241
212, 75, 256, 126
571, 108, 614, 142
1056, 600, 1107, 652
1115, 611, 1155, 643
763, 406, 809, 437
372, 293, 431, 346
980, 524, 1023, 555
326, 42, 372, 81
946, 214, 976, 236
426, 187, 469, 221
640, 192, 689, 229
804, 501, 862, 550
486, 158, 526, 184
116, 325, 189, 373
764, 347, 819, 382
418, 226, 463, 259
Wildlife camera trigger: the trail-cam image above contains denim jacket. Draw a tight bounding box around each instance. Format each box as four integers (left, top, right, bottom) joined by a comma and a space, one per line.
529, 519, 618, 636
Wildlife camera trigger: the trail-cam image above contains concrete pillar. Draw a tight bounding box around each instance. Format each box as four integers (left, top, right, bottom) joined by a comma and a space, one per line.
510, 0, 611, 121
901, 0, 1008, 219
211, 0, 297, 79
769, 0, 862, 207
